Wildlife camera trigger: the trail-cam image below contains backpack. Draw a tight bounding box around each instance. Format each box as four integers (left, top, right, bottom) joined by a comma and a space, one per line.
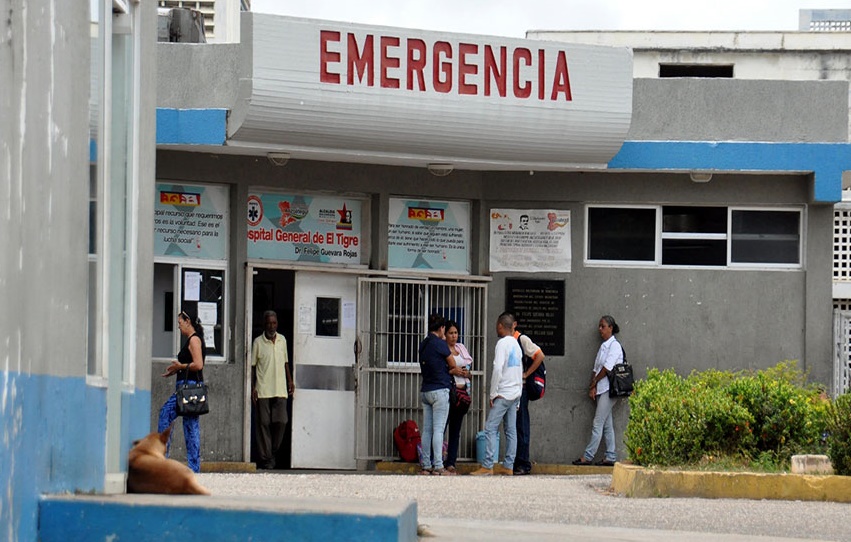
520, 334, 547, 401
393, 420, 421, 462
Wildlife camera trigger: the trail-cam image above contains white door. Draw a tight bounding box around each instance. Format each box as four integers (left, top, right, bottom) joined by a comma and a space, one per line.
291, 271, 358, 469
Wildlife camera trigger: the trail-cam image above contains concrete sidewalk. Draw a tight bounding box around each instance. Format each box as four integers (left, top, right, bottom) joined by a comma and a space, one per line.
419, 518, 830, 542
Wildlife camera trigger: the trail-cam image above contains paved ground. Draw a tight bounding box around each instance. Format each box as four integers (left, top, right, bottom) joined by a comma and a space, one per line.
197, 471, 851, 541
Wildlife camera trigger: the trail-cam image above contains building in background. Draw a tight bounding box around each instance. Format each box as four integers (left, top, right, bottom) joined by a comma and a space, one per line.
530, 8, 851, 396
153, 10, 851, 472
800, 9, 851, 31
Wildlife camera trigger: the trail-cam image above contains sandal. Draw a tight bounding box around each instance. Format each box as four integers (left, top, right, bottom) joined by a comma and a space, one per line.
432, 468, 451, 476
445, 466, 457, 475
418, 469, 433, 475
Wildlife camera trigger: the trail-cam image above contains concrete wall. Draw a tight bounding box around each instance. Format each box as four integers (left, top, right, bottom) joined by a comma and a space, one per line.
157, 43, 243, 108
1, 1, 157, 539
526, 30, 851, 140
630, 79, 848, 143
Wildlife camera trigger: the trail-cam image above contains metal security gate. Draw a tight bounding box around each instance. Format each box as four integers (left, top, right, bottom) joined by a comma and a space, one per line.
356, 276, 489, 461
834, 309, 851, 397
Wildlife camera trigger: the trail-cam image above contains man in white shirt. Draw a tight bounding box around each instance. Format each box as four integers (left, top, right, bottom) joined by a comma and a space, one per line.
471, 313, 523, 476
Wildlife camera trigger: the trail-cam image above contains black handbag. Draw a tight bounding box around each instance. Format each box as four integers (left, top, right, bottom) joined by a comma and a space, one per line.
608, 345, 634, 398
176, 368, 210, 416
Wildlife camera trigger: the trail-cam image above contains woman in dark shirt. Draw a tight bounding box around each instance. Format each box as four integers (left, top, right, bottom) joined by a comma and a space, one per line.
418, 313, 463, 475
158, 310, 206, 472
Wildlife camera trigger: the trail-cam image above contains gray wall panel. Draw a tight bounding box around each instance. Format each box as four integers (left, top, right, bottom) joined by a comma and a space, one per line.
630, 79, 848, 143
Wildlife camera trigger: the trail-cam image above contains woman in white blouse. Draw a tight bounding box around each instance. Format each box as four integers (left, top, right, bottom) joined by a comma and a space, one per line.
573, 315, 623, 467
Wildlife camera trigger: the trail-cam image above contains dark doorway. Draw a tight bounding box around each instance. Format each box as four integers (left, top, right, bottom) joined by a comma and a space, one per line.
250, 268, 295, 469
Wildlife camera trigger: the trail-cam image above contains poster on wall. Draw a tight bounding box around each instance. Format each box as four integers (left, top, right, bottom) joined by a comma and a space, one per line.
489, 208, 571, 273
388, 198, 470, 273
154, 183, 229, 260
247, 193, 362, 264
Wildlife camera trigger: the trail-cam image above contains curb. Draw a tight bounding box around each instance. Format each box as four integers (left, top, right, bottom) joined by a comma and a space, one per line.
375, 461, 613, 475
612, 462, 851, 502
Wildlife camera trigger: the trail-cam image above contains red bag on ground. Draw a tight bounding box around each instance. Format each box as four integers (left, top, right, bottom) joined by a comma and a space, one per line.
393, 420, 421, 462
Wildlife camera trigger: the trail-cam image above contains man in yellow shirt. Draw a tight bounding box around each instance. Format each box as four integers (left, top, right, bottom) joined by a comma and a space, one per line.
252, 310, 295, 470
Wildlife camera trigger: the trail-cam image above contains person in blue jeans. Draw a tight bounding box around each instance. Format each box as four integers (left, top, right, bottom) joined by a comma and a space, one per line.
471, 313, 523, 476
417, 313, 463, 476
509, 316, 545, 475
573, 315, 622, 467
158, 309, 207, 473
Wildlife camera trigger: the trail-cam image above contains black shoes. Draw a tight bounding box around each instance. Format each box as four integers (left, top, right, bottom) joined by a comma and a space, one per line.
572, 458, 593, 466
513, 466, 532, 475
595, 460, 616, 467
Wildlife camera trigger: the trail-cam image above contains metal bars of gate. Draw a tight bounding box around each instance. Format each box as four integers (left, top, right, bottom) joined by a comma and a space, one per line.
356, 276, 488, 462
833, 309, 851, 397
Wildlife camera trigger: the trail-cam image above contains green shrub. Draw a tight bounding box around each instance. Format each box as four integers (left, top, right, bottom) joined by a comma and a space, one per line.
726, 374, 825, 461
625, 361, 829, 469
827, 393, 851, 476
625, 368, 754, 466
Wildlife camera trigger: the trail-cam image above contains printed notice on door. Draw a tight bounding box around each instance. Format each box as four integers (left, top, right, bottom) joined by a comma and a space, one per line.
489, 209, 571, 273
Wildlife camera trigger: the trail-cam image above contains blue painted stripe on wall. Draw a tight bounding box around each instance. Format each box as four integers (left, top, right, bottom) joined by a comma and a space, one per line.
157, 108, 227, 145
1, 371, 151, 542
40, 499, 418, 542
608, 141, 851, 203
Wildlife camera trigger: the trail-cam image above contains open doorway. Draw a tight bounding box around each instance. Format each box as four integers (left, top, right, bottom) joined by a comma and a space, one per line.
250, 268, 294, 469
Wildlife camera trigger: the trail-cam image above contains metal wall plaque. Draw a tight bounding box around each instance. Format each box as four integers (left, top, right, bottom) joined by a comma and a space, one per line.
505, 279, 565, 356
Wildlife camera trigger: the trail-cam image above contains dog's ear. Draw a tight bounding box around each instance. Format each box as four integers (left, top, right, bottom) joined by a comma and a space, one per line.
160, 424, 172, 444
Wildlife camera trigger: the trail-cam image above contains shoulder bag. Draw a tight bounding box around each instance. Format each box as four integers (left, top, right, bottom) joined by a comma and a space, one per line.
608, 344, 634, 398
176, 367, 210, 416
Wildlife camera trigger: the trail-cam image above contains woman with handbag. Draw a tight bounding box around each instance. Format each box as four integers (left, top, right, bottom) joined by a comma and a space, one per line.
443, 320, 473, 475
573, 315, 622, 467
158, 309, 207, 473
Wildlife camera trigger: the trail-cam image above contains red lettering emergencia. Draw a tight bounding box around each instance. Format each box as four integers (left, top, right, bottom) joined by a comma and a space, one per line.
457, 43, 478, 95
484, 45, 506, 97
551, 50, 572, 101
512, 48, 532, 99
321, 30, 573, 102
319, 30, 341, 84
406, 38, 427, 91
380, 36, 401, 89
348, 33, 374, 86
433, 41, 452, 94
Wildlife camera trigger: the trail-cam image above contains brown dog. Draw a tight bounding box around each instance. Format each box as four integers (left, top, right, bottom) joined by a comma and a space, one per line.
127, 425, 211, 495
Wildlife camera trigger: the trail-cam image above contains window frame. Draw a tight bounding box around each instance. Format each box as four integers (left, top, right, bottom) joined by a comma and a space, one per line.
585, 204, 804, 270
584, 204, 661, 267
152, 258, 229, 363
727, 206, 804, 269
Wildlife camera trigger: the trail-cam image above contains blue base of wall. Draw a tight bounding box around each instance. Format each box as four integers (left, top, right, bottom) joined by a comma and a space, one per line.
0, 371, 150, 541
40, 494, 418, 542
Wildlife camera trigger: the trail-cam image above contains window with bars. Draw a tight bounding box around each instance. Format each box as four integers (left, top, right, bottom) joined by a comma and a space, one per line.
834, 207, 851, 281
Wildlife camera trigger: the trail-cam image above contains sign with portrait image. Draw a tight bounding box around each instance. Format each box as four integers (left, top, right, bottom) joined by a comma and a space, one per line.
489, 208, 571, 272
